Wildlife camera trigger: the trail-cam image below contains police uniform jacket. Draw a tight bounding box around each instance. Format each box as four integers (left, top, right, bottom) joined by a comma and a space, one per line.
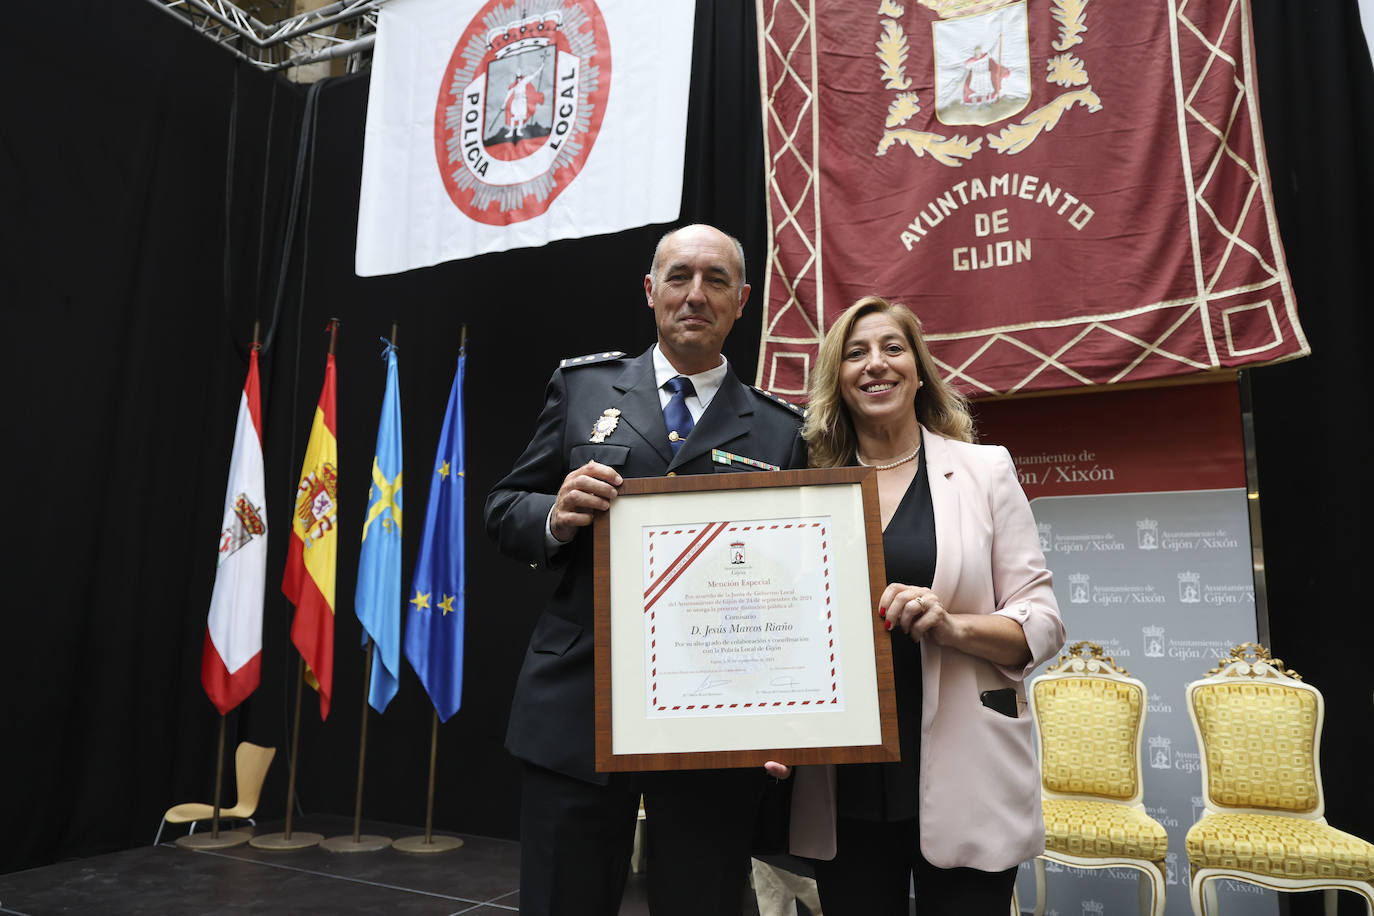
484, 346, 807, 784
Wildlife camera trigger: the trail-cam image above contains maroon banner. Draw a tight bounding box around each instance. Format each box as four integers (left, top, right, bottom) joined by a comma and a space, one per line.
756, 0, 1307, 400
973, 381, 1246, 498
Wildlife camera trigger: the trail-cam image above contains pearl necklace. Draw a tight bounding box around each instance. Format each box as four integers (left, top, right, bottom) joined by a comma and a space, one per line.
856, 441, 922, 471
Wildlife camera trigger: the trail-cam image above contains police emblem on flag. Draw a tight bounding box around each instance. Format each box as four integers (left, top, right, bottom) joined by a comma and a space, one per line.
434, 1, 611, 225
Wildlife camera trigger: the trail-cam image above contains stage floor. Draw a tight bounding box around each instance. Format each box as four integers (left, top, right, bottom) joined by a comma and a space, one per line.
0, 815, 683, 915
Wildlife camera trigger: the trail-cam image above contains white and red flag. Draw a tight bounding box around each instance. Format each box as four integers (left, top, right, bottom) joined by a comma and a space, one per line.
201, 349, 268, 715
355, 0, 696, 276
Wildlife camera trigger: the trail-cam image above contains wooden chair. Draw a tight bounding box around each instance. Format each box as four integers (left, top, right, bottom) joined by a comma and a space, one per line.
1184, 643, 1374, 915
154, 741, 275, 845
1029, 641, 1168, 916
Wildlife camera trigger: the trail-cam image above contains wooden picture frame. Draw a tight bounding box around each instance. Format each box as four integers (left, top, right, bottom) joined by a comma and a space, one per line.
593, 467, 898, 772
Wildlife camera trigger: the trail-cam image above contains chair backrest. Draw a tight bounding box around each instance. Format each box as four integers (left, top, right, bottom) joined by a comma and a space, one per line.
1185, 642, 1323, 819
1030, 640, 1147, 805
233, 742, 276, 813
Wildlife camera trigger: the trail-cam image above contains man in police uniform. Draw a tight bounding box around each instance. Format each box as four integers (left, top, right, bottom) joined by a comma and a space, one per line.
485, 224, 806, 915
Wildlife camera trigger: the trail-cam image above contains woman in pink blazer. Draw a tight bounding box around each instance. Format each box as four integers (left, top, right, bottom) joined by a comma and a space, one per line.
770, 296, 1065, 915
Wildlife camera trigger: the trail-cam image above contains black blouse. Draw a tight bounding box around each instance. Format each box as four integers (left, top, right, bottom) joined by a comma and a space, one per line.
835, 453, 937, 822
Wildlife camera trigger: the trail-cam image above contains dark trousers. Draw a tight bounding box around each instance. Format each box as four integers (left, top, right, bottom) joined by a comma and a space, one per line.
518, 762, 766, 916
812, 816, 1018, 916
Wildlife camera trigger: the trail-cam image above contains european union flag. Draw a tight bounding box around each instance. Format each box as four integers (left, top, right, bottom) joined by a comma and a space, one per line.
404, 347, 465, 722
355, 341, 403, 713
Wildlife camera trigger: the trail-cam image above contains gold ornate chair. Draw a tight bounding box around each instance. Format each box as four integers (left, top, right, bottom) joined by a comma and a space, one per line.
1184, 643, 1374, 916
1029, 641, 1169, 916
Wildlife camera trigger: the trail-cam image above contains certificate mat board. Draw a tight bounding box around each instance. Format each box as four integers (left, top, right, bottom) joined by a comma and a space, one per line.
594, 468, 898, 772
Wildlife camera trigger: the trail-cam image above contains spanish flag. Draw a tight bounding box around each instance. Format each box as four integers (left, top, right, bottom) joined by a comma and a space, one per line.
282, 351, 338, 719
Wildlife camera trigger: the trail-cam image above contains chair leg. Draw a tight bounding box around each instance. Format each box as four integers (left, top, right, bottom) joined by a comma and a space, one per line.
153, 819, 166, 846
1325, 888, 1337, 916
1141, 862, 1167, 916
1203, 878, 1218, 916
1010, 882, 1020, 916
1189, 873, 1207, 916
1032, 857, 1047, 916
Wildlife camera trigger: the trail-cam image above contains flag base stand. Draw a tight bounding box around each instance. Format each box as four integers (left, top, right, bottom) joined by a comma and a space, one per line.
393, 834, 464, 854
175, 830, 251, 850
321, 834, 391, 853
249, 831, 323, 850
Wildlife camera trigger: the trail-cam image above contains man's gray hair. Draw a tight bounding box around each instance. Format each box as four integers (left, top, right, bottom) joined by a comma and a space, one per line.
647, 225, 747, 291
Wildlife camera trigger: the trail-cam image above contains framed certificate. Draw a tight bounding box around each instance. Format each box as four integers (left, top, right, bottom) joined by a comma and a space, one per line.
593, 467, 899, 771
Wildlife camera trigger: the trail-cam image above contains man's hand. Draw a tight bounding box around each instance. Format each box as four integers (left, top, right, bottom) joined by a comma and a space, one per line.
763, 761, 791, 780
550, 461, 623, 543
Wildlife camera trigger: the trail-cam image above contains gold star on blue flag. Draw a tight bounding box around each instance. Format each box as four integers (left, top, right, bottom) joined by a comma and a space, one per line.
404, 347, 466, 721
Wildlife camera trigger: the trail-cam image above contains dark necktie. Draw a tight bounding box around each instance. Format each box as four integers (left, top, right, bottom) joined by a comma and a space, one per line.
663, 376, 696, 455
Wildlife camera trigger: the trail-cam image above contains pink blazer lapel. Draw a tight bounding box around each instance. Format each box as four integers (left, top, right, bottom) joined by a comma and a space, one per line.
922, 427, 963, 603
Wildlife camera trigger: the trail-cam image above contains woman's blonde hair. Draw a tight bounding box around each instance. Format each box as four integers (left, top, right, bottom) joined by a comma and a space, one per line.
803, 296, 973, 468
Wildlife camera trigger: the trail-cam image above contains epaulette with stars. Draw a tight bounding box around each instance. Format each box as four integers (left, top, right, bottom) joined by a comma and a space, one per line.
559, 350, 626, 369
752, 386, 806, 418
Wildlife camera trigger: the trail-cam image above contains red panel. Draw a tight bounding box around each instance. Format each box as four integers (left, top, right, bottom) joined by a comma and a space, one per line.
974, 381, 1246, 498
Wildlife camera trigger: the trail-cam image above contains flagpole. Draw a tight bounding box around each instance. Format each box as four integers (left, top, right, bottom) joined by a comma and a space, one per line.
180, 320, 266, 852
323, 320, 398, 853
424, 709, 437, 842
211, 716, 226, 838
393, 709, 462, 853
249, 659, 322, 849
253, 320, 337, 852
395, 329, 466, 855
321, 635, 391, 852
177, 715, 252, 849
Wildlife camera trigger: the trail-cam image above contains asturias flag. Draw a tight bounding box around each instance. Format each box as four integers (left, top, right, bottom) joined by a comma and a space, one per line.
283, 351, 339, 720
355, 342, 403, 713
201, 348, 267, 715
404, 348, 465, 722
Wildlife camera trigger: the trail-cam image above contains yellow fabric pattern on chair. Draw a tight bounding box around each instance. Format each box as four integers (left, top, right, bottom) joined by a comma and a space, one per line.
1029, 642, 1167, 916
1184, 643, 1374, 916
1036, 677, 1141, 800
1043, 798, 1169, 861
1185, 813, 1374, 880
1192, 681, 1319, 813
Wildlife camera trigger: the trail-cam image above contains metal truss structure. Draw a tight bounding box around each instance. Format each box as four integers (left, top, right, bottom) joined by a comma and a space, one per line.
143, 0, 392, 74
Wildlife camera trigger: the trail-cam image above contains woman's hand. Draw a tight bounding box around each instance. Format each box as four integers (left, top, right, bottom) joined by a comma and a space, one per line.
763, 761, 791, 780
879, 582, 950, 644
879, 581, 1033, 667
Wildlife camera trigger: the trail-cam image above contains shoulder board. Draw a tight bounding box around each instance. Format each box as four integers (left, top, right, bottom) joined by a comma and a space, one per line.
559, 350, 626, 369
751, 386, 806, 417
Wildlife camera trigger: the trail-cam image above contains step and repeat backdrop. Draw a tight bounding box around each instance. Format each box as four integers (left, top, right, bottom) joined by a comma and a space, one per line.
978, 381, 1274, 916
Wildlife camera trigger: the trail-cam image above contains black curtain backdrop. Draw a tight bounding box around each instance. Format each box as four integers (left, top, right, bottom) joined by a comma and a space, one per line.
5, 4, 1372, 907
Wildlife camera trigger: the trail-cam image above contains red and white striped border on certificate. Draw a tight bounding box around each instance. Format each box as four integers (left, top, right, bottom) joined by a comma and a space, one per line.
645, 521, 837, 711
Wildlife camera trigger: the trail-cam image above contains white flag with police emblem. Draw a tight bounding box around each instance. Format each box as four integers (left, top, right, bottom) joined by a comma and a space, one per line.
356, 0, 696, 276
